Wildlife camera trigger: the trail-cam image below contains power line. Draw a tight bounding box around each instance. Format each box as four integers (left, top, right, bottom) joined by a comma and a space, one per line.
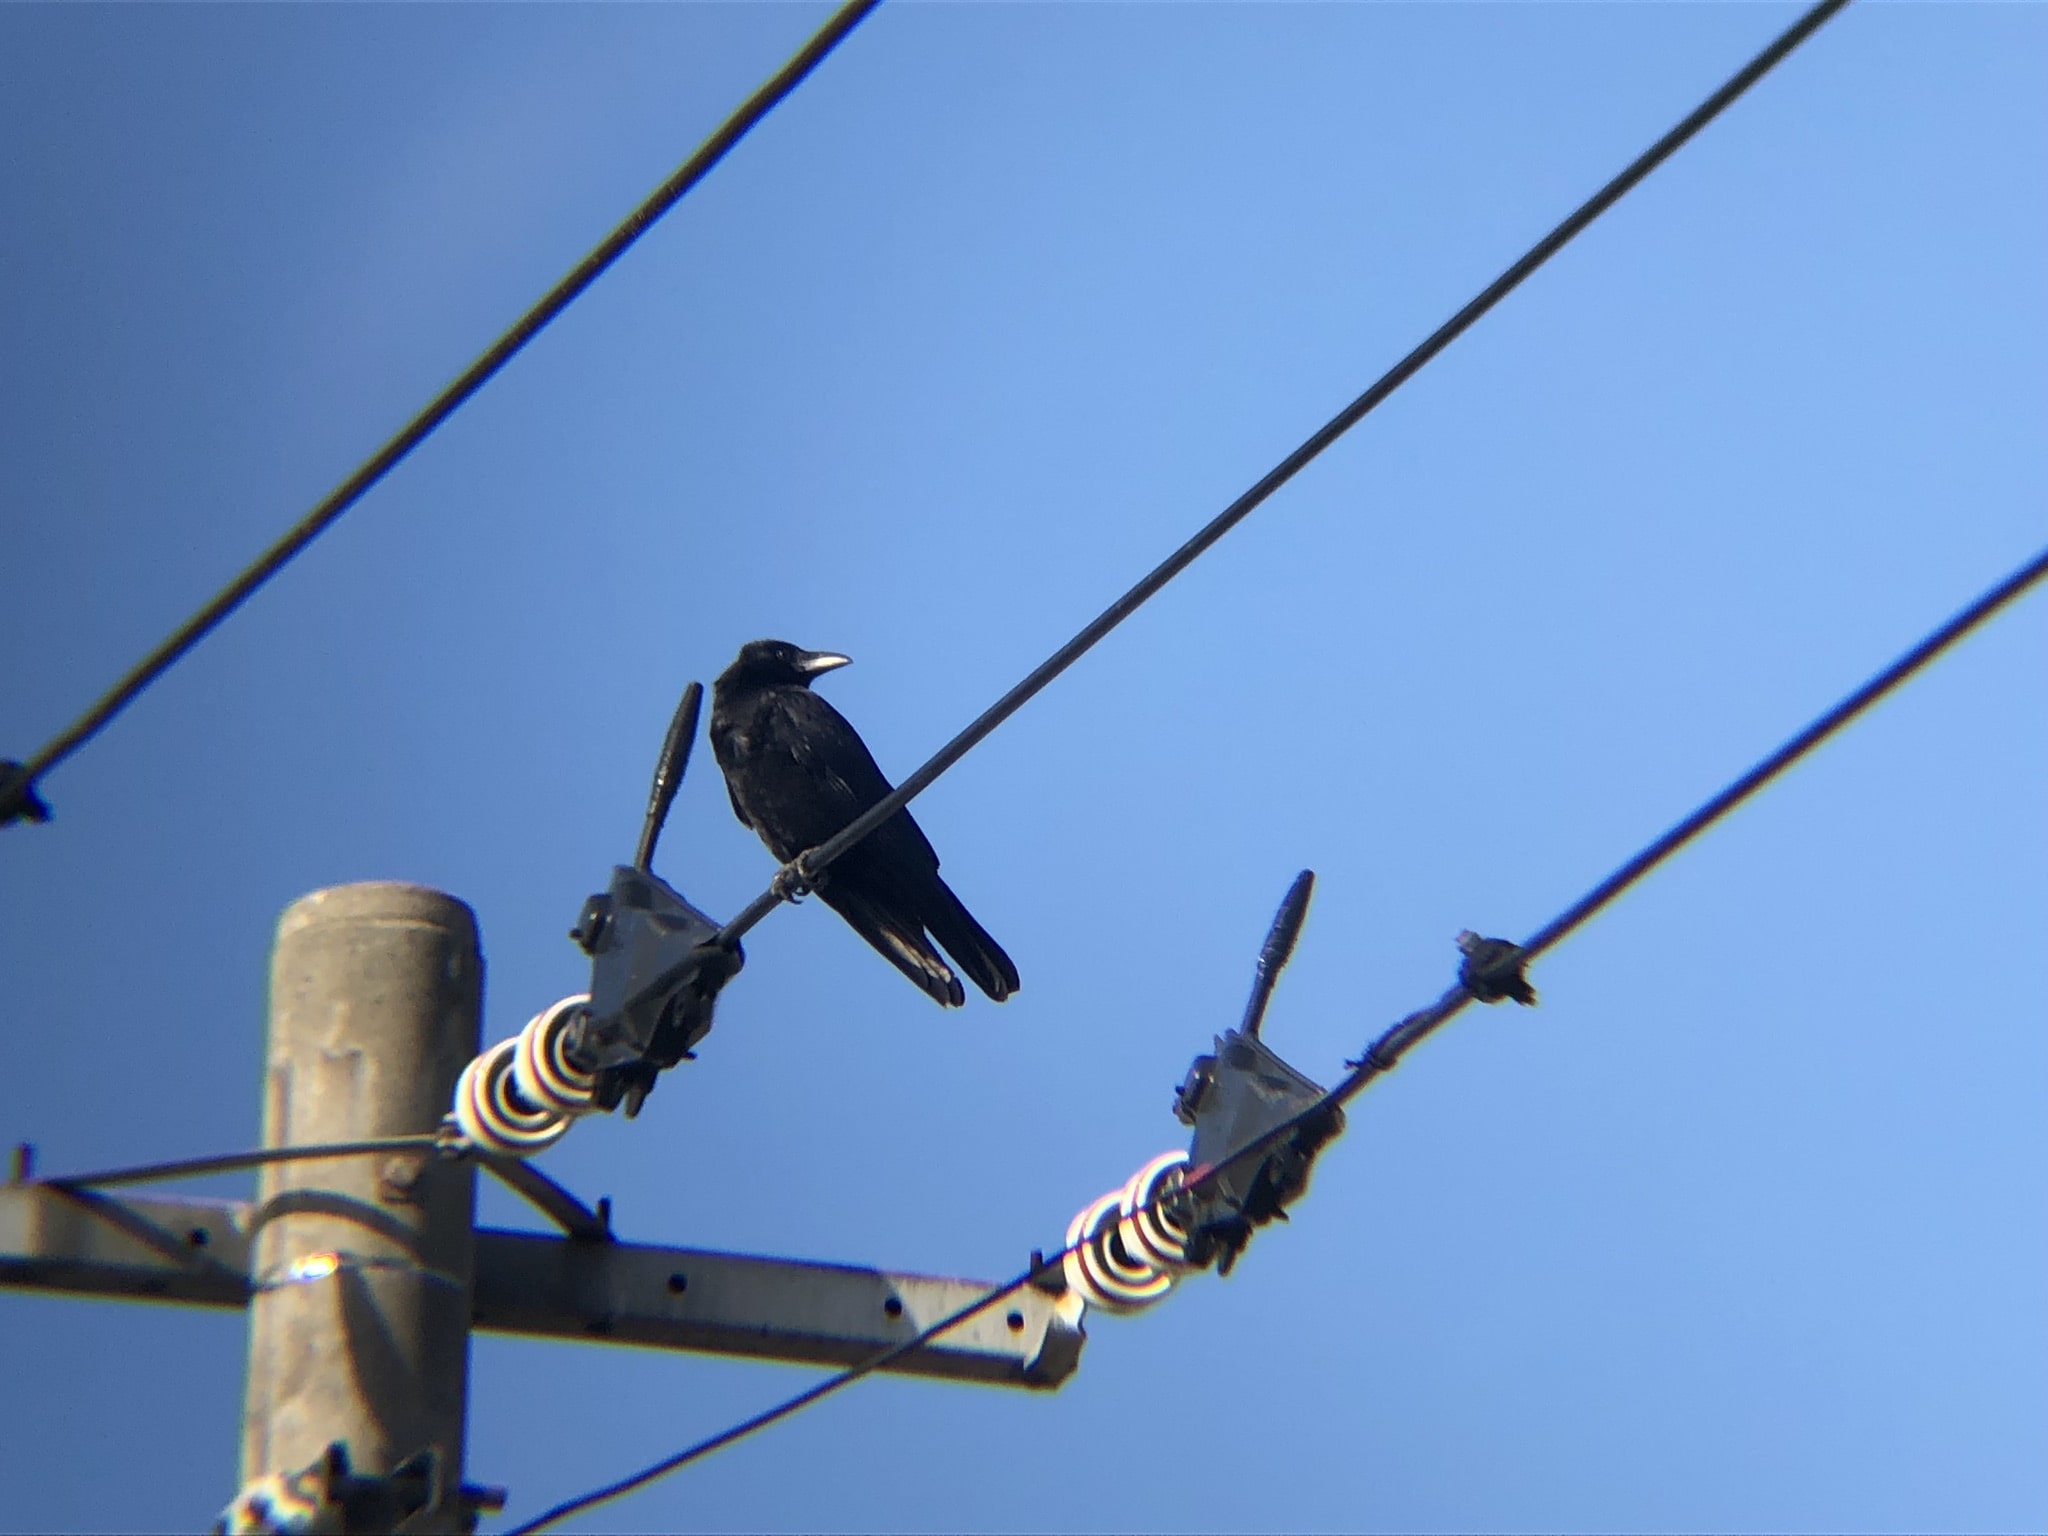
1514, 542, 2048, 964
0, 0, 883, 831
715, 0, 1853, 950
514, 533, 2048, 1536
30, 1136, 446, 1192
1335, 540, 2048, 1098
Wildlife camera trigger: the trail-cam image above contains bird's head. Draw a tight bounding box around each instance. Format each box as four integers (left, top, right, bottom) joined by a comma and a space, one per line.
717, 639, 852, 692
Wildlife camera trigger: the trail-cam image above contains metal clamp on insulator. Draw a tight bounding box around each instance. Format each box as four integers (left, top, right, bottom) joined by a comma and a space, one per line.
444, 679, 747, 1151
566, 864, 738, 1116
1165, 870, 1343, 1276
1061, 871, 1345, 1313
1173, 1027, 1343, 1276
562, 680, 744, 1118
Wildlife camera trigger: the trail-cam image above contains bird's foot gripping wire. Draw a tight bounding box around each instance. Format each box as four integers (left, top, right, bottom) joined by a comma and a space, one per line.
0, 761, 50, 826
769, 851, 827, 905
1456, 930, 1538, 1006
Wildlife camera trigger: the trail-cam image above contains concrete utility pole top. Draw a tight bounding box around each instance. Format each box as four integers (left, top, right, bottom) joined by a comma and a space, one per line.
240, 883, 483, 1533
1, 879, 1083, 1533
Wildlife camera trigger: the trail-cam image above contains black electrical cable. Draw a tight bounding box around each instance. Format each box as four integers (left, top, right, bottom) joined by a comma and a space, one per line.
715, 0, 1853, 949
511, 533, 2048, 1536
1332, 538, 2048, 1099
499, 1262, 1050, 1536
25, 1134, 618, 1243
1514, 540, 2048, 964
33, 1135, 447, 1192
0, 0, 882, 830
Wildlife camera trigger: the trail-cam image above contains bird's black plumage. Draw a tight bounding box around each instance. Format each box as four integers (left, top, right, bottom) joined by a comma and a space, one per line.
710, 640, 1019, 1008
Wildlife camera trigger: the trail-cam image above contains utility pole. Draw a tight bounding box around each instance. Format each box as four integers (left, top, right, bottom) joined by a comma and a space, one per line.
239, 882, 486, 1533
0, 881, 1083, 1531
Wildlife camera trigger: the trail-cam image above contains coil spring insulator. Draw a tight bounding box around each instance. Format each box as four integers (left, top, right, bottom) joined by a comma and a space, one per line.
512, 994, 597, 1116
451, 995, 596, 1157
1119, 1149, 1193, 1270
1062, 1150, 1192, 1314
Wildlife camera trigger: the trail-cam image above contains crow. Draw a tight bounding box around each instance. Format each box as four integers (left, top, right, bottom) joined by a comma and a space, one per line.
709, 640, 1019, 1008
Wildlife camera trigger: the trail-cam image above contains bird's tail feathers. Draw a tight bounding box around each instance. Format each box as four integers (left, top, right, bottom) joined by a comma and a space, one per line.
821, 886, 966, 1008
922, 879, 1020, 1003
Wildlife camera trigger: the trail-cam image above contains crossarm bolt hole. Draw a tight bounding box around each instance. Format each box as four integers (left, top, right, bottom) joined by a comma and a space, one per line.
1005, 1311, 1024, 1332
667, 1272, 687, 1294
883, 1296, 904, 1318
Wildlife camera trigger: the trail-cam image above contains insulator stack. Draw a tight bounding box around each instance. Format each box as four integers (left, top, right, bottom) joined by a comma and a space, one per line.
513, 994, 599, 1116
451, 995, 598, 1157
1062, 1150, 1197, 1313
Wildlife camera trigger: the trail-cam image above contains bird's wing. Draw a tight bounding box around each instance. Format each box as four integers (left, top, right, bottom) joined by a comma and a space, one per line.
774, 690, 894, 799
723, 774, 754, 830
757, 691, 945, 867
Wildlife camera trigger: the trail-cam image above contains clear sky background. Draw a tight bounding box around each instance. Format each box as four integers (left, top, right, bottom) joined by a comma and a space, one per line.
2, 3, 2044, 1532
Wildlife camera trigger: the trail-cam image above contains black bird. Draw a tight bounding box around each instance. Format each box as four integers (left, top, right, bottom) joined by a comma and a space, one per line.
710, 640, 1020, 1008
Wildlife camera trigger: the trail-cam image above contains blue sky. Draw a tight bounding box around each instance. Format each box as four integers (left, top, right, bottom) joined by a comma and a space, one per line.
2, 3, 2044, 1532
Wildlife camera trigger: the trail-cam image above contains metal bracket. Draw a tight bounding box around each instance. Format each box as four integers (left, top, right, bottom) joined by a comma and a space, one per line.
559, 681, 743, 1116
216, 1441, 504, 1536
481, 1156, 611, 1243
1169, 871, 1344, 1275
0, 1183, 1083, 1388
567, 864, 740, 1114
1173, 1028, 1344, 1274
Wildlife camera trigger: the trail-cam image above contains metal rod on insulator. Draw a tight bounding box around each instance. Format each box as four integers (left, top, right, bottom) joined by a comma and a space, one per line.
635, 682, 702, 874
1242, 870, 1314, 1038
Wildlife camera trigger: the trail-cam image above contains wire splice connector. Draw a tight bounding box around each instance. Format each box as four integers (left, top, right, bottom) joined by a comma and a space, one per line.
0, 761, 49, 825
1456, 930, 1537, 1006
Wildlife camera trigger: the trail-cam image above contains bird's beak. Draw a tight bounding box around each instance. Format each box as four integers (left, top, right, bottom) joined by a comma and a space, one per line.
794, 650, 852, 677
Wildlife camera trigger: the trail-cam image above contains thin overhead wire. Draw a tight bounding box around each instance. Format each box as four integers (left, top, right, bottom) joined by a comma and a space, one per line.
1514, 541, 2048, 964
0, 0, 883, 830
715, 0, 1853, 948
31, 1136, 447, 1192
1333, 538, 2048, 1098
501, 1265, 1051, 1536
23, 1134, 618, 1242
512, 534, 2048, 1536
